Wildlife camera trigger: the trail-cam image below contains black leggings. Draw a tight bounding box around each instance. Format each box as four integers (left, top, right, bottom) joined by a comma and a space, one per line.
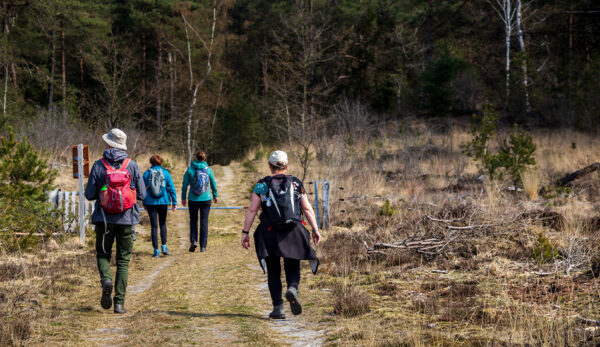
189, 200, 211, 247
145, 205, 168, 249
265, 257, 300, 306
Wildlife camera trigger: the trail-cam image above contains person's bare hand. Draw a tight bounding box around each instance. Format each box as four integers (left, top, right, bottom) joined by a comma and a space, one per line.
312, 230, 321, 246
241, 233, 250, 250
172, 205, 177, 212
214, 198, 218, 204
182, 200, 187, 207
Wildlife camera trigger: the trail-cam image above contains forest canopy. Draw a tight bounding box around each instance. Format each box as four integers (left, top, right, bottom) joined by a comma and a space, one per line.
1, 0, 598, 163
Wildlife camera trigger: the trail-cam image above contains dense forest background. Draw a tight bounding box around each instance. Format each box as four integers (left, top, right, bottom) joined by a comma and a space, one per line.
1, 0, 599, 163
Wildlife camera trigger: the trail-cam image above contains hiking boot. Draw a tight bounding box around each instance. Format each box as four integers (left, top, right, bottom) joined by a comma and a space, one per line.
114, 303, 127, 314
200, 247, 206, 252
100, 279, 113, 310
152, 249, 160, 258
189, 242, 197, 252
285, 287, 302, 315
161, 244, 170, 256
268, 304, 285, 319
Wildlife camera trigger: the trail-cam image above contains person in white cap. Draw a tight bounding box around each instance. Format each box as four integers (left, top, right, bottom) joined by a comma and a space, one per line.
241, 150, 321, 319
85, 128, 146, 314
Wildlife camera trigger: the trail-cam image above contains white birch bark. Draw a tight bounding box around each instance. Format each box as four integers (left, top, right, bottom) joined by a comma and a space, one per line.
182, 0, 218, 166
515, 0, 530, 112
489, 0, 517, 102
2, 64, 7, 117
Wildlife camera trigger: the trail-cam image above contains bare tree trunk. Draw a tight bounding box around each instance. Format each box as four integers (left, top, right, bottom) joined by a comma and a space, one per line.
2, 64, 7, 117
187, 84, 198, 165
504, 1, 511, 102
142, 36, 146, 94
168, 51, 175, 120
61, 15, 66, 115
488, 0, 516, 105
48, 25, 56, 113
209, 80, 223, 152
568, 0, 573, 114
155, 42, 162, 140
182, 0, 218, 166
3, 2, 9, 117
515, 0, 529, 113
79, 53, 84, 90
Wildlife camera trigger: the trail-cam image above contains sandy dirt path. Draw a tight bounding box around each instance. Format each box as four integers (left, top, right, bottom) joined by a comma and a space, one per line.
31, 163, 325, 346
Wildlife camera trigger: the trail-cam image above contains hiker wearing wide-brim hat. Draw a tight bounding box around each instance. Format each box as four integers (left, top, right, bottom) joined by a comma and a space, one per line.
241, 150, 321, 320
85, 128, 146, 314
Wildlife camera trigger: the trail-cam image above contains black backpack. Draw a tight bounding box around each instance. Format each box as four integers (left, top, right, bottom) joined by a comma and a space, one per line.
265, 175, 302, 229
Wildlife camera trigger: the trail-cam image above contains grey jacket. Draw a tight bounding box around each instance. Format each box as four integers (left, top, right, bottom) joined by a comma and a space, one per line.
84, 149, 146, 225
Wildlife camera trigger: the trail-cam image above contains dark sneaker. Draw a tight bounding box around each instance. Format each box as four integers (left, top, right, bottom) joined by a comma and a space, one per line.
100, 280, 113, 310
114, 303, 127, 314
269, 304, 285, 319
285, 287, 302, 315
189, 242, 197, 252
200, 247, 206, 252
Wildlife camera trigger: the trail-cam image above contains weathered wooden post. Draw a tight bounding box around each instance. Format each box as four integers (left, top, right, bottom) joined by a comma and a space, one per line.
73, 144, 89, 243
321, 181, 330, 229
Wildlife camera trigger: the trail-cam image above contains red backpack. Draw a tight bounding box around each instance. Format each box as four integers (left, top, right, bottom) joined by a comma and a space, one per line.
100, 158, 136, 214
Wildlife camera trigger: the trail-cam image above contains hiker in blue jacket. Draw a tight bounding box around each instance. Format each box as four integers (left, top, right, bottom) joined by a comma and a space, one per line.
143, 155, 177, 258
182, 151, 218, 253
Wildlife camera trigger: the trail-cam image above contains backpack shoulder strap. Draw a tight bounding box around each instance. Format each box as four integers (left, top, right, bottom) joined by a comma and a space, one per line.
121, 158, 131, 170
100, 159, 113, 170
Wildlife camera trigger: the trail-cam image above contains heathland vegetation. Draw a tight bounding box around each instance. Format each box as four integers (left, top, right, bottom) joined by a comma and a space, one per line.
2, 0, 600, 345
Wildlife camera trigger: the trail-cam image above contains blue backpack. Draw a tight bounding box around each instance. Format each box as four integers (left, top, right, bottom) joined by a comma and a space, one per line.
191, 167, 210, 196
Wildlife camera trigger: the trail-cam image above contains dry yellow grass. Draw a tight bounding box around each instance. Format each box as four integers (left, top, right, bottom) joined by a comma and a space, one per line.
6, 121, 600, 346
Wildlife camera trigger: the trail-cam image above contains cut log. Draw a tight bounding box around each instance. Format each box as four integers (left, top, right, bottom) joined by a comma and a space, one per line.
555, 162, 600, 187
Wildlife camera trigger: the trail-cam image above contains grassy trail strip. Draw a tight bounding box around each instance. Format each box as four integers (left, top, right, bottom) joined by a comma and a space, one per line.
29, 163, 326, 346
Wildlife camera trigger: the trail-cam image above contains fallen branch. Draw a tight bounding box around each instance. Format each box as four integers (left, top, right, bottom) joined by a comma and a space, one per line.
577, 316, 600, 326
426, 215, 465, 223
445, 224, 494, 230
555, 162, 600, 187
367, 236, 457, 256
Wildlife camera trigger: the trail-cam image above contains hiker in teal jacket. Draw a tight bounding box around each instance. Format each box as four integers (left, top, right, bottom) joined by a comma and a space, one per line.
181, 151, 218, 252
143, 155, 177, 258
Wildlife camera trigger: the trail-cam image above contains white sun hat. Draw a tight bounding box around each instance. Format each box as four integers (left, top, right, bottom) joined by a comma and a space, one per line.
269, 150, 288, 168
102, 128, 127, 151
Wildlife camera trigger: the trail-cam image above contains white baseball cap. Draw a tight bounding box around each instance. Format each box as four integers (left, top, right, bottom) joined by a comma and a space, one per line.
269, 150, 288, 168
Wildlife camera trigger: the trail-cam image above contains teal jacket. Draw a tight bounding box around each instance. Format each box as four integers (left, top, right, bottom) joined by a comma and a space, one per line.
182, 161, 217, 202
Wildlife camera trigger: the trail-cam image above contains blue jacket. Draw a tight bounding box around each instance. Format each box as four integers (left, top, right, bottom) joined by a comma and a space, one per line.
182, 161, 217, 202
142, 166, 177, 206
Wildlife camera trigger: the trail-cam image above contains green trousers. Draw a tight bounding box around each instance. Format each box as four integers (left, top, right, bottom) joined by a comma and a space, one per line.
95, 223, 133, 305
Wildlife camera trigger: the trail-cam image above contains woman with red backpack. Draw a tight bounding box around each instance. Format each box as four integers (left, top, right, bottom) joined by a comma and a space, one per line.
142, 155, 177, 258
181, 151, 218, 253
241, 150, 321, 319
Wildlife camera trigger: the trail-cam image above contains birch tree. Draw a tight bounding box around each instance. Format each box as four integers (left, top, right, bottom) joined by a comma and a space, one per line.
488, 0, 517, 103
515, 0, 529, 113
181, 0, 217, 166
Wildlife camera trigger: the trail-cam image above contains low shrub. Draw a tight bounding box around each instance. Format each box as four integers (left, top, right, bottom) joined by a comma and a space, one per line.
333, 283, 371, 317
379, 200, 398, 217
533, 233, 560, 264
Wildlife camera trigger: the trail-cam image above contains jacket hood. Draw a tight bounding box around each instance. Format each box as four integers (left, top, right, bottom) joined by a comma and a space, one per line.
103, 148, 128, 163
191, 161, 208, 169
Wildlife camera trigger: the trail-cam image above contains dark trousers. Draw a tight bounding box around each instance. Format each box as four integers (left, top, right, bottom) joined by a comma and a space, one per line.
265, 257, 301, 306
144, 205, 168, 250
189, 200, 211, 247
95, 223, 133, 305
